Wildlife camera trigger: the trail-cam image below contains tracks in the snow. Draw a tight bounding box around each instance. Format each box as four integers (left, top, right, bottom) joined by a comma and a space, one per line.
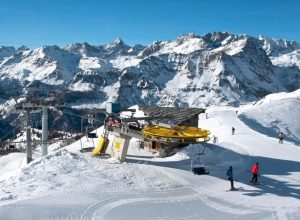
81, 190, 199, 220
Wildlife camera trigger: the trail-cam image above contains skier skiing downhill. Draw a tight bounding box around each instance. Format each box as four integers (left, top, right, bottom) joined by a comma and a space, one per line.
226, 166, 235, 190
251, 162, 259, 184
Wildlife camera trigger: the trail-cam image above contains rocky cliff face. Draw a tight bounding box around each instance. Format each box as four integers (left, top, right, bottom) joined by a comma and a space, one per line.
0, 32, 300, 110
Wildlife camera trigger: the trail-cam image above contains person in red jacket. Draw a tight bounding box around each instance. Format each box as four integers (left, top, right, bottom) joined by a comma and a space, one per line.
251, 162, 259, 183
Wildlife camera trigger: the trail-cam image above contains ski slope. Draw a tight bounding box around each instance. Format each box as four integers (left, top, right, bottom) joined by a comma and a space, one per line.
239, 90, 300, 146
0, 98, 300, 219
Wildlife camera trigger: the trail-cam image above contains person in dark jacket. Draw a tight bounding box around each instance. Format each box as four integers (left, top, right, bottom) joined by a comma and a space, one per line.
278, 132, 284, 144
226, 166, 235, 190
251, 162, 259, 183
232, 127, 235, 135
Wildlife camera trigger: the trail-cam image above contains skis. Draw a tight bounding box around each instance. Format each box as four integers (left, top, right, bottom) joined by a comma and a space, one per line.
226, 187, 243, 191
230, 188, 239, 191
249, 180, 261, 185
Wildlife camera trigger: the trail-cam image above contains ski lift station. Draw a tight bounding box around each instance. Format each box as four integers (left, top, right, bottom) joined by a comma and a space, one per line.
91, 103, 210, 163
10, 100, 210, 171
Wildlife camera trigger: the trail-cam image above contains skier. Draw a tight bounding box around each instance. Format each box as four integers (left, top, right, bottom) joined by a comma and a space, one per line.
206, 113, 208, 119
213, 135, 218, 143
226, 166, 235, 190
232, 127, 235, 135
250, 162, 259, 184
278, 131, 284, 144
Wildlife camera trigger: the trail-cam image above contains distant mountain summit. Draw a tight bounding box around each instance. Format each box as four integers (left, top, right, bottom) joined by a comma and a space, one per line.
0, 32, 300, 109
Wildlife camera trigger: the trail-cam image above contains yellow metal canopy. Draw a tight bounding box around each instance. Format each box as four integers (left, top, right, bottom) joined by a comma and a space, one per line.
142, 126, 210, 143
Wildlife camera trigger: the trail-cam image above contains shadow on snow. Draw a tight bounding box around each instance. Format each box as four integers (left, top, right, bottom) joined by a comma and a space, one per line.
126, 143, 300, 200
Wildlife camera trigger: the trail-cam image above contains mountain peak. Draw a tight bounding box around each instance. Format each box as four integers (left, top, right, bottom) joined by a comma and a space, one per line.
0, 46, 16, 60
258, 35, 300, 56
17, 45, 29, 52
106, 37, 126, 48
113, 37, 124, 44
176, 32, 200, 44
104, 38, 131, 56
202, 32, 231, 47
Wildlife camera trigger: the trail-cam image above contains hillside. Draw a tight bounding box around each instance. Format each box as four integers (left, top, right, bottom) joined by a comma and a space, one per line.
239, 89, 300, 145
0, 91, 300, 219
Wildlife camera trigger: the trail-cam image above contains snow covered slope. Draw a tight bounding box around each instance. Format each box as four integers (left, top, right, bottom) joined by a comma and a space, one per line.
1, 91, 300, 219
239, 89, 300, 145
0, 152, 26, 181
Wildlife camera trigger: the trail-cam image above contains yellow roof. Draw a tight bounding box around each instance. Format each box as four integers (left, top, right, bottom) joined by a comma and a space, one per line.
142, 126, 210, 140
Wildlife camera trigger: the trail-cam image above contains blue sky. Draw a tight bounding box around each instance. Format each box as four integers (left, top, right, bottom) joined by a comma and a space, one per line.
0, 0, 299, 48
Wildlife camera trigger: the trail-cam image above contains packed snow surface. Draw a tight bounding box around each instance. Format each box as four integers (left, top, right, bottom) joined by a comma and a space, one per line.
1, 92, 300, 219
236, 89, 300, 145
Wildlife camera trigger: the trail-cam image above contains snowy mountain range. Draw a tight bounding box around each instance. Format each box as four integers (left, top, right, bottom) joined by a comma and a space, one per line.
1, 32, 300, 109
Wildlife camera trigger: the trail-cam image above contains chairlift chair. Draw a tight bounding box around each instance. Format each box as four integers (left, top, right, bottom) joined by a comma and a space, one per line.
191, 143, 209, 175
87, 132, 98, 138
80, 117, 97, 152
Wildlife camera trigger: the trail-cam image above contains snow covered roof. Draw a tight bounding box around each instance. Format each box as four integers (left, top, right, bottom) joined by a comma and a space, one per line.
139, 106, 205, 125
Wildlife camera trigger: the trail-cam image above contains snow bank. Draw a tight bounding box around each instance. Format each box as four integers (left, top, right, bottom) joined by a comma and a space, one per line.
0, 153, 26, 181
0, 147, 180, 204
0, 149, 88, 203
253, 89, 300, 105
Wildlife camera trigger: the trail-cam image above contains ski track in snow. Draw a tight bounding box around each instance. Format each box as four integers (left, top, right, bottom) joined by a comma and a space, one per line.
80, 197, 118, 220
91, 194, 200, 220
